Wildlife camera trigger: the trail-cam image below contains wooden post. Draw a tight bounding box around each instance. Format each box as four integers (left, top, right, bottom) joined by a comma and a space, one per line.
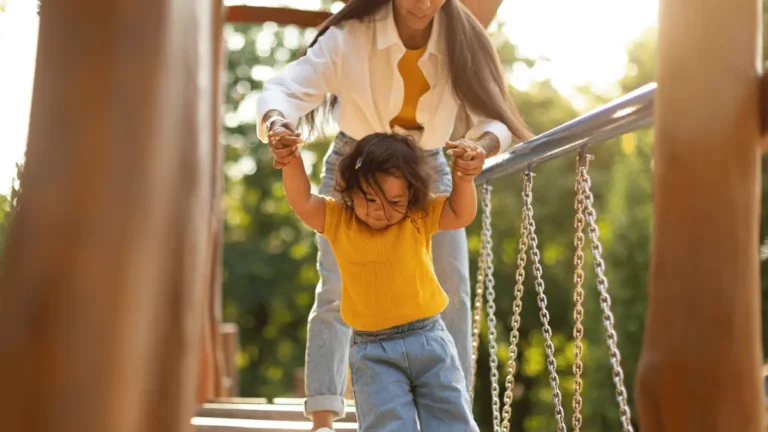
197, 0, 228, 404
0, 0, 215, 431
636, 0, 764, 430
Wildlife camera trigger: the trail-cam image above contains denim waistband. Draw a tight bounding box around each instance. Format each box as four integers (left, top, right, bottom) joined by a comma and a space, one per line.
351, 315, 442, 345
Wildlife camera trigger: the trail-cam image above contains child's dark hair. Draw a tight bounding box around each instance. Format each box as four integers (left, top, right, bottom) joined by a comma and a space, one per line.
335, 133, 432, 211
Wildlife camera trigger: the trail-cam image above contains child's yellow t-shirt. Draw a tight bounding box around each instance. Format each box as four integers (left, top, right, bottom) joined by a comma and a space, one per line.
321, 195, 450, 331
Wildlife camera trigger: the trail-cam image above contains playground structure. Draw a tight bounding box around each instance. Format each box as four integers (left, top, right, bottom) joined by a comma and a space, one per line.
0, 0, 765, 431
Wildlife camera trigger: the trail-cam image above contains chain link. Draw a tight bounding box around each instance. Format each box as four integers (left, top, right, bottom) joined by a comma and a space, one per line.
479, 184, 503, 431
523, 171, 568, 432
579, 156, 634, 432
470, 183, 491, 398
572, 155, 588, 431
499, 182, 530, 432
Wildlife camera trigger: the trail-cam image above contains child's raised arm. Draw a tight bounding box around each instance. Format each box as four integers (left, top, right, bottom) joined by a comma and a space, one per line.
438, 169, 478, 231
279, 149, 327, 232
439, 140, 487, 231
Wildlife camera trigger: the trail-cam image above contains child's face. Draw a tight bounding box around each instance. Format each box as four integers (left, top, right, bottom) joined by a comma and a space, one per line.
353, 173, 410, 230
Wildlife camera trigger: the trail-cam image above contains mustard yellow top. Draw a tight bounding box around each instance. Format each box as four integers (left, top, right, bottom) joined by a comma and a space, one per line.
321, 195, 449, 331
389, 46, 431, 130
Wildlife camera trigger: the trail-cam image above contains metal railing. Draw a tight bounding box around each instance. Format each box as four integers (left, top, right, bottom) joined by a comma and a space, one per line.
476, 82, 656, 184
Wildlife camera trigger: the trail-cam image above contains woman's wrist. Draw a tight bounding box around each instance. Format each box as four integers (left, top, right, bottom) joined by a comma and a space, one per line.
474, 132, 500, 157
263, 109, 287, 131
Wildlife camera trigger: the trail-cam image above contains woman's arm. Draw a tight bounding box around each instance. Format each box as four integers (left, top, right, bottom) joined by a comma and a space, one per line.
474, 131, 501, 156
282, 154, 326, 232
255, 26, 345, 143
465, 108, 515, 154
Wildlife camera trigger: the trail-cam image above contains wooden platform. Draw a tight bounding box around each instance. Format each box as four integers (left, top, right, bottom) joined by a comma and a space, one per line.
193, 399, 358, 431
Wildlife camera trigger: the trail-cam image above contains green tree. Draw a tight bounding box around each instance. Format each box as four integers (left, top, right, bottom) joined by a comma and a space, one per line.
220, 22, 335, 397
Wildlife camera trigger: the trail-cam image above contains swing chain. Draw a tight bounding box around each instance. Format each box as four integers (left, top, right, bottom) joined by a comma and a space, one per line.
523, 171, 568, 432
480, 184, 502, 431
572, 154, 588, 432
499, 180, 530, 432
470, 183, 490, 398
579, 162, 635, 432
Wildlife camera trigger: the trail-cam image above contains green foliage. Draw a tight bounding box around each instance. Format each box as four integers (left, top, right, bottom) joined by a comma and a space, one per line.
0, 163, 23, 258
221, 22, 335, 398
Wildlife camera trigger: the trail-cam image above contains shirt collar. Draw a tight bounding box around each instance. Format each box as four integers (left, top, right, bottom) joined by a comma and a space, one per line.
374, 1, 446, 57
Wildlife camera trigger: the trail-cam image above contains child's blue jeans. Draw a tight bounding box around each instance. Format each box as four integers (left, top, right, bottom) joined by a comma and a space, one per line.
349, 315, 479, 432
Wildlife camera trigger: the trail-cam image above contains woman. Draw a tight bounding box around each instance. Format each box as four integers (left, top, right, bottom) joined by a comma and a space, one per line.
256, 0, 531, 430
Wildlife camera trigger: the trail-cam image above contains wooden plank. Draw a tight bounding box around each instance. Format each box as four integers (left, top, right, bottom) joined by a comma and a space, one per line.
213, 397, 269, 404
636, 0, 764, 430
196, 402, 357, 423
192, 417, 358, 432
0, 0, 215, 431
225, 6, 331, 27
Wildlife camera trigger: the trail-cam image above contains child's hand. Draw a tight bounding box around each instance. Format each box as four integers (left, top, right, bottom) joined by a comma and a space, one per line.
268, 121, 302, 168
270, 142, 302, 167
446, 139, 487, 182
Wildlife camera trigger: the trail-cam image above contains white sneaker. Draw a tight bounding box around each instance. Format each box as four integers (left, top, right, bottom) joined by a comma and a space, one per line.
314, 428, 333, 432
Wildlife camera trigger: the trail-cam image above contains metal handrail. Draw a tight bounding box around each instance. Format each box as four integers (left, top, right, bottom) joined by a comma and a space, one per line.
475, 82, 656, 184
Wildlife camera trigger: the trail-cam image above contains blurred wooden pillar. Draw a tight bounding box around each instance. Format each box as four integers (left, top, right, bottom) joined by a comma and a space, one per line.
0, 0, 215, 431
196, 0, 230, 403
637, 0, 764, 430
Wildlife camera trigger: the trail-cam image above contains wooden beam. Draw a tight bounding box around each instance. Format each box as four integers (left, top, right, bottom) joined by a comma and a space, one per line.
0, 0, 216, 431
223, 1, 501, 28
636, 0, 764, 430
225, 6, 331, 27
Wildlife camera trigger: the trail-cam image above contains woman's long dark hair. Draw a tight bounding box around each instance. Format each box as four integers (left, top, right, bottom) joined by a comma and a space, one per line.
299, 0, 533, 143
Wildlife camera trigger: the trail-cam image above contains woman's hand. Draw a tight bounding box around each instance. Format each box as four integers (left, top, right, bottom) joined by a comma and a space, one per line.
267, 120, 302, 168
446, 139, 487, 182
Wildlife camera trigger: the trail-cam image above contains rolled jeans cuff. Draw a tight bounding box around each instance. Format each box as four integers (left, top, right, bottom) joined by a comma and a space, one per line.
304, 395, 346, 420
